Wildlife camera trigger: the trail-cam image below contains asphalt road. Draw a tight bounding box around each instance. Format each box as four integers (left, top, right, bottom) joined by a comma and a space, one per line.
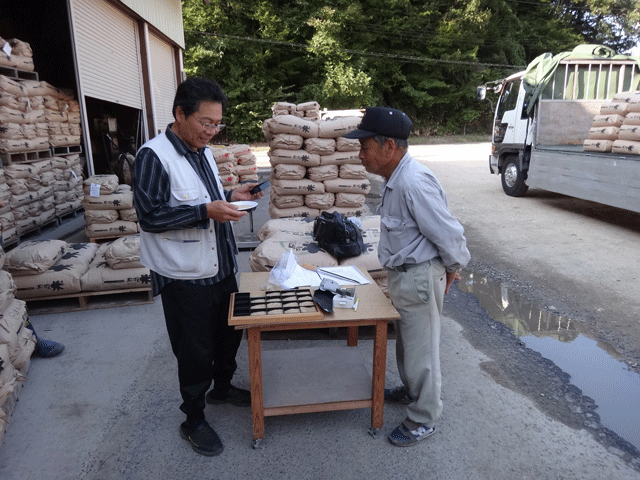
0, 142, 639, 479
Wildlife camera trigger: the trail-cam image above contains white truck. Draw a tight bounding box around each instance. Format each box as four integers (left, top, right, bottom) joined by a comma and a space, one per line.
477, 45, 640, 212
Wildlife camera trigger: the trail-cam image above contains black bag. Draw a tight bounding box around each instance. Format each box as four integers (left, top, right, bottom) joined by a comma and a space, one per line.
312, 211, 364, 260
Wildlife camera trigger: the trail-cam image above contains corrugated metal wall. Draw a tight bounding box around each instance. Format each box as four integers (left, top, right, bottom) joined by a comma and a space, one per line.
69, 0, 144, 109
149, 32, 178, 135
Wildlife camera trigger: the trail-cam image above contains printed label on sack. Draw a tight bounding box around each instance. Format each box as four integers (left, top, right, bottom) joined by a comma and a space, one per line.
89, 183, 101, 197
2, 43, 11, 57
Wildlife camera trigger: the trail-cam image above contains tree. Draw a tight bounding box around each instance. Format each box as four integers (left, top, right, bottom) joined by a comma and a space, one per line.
181, 0, 639, 142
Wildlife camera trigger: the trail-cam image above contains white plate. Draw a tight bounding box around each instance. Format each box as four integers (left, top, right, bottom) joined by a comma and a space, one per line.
231, 201, 258, 211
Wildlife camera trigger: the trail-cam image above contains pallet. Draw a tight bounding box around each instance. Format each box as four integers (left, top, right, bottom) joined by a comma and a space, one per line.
0, 149, 51, 166
51, 145, 82, 156
88, 234, 130, 244
0, 65, 38, 81
21, 287, 154, 315
56, 205, 84, 222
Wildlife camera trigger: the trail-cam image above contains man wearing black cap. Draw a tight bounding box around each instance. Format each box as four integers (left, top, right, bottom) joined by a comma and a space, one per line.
344, 107, 470, 447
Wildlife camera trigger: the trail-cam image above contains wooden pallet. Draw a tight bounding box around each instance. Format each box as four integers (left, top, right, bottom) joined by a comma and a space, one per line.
51, 145, 82, 156
21, 287, 154, 315
0, 149, 51, 166
0, 65, 38, 81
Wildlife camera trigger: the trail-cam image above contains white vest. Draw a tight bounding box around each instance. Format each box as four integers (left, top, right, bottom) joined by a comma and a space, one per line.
139, 133, 226, 280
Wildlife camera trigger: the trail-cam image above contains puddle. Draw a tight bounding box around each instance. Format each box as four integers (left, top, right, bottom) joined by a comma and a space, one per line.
458, 270, 640, 452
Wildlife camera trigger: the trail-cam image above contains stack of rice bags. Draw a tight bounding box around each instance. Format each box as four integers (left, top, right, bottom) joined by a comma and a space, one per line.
80, 234, 151, 293
4, 239, 98, 300
52, 154, 84, 217
82, 174, 138, 240
0, 169, 16, 245
209, 144, 259, 191
0, 244, 35, 443
4, 160, 57, 236
262, 102, 370, 219
584, 91, 640, 153
0, 37, 35, 72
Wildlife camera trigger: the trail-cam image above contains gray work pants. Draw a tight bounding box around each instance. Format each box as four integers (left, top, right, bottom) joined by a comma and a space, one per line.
387, 258, 446, 425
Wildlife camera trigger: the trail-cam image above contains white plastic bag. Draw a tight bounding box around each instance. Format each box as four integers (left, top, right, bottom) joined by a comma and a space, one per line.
264, 249, 298, 290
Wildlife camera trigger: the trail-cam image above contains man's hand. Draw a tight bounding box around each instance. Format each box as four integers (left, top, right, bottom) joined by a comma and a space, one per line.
230, 182, 264, 202
445, 270, 461, 295
206, 200, 247, 223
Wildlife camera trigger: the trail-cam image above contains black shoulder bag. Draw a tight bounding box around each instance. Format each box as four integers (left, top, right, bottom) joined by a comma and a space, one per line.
312, 211, 364, 260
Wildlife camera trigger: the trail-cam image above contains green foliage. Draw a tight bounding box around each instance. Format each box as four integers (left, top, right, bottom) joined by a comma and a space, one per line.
181, 0, 638, 142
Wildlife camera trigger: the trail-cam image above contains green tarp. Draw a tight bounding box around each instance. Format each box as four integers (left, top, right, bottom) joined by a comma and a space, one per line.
522, 44, 640, 115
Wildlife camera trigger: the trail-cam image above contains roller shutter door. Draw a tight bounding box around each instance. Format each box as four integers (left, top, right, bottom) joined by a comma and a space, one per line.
70, 0, 143, 109
149, 32, 178, 134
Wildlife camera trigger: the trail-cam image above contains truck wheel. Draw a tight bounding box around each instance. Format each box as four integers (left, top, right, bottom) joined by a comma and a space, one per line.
501, 156, 529, 197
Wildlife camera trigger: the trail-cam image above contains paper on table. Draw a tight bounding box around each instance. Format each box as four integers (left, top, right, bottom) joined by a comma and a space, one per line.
282, 264, 322, 289
281, 265, 370, 289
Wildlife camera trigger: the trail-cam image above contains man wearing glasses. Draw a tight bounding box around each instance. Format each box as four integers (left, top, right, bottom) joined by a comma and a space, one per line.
133, 77, 262, 456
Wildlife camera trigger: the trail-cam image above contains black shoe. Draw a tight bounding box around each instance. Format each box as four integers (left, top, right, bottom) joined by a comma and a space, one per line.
34, 338, 65, 358
206, 385, 251, 407
179, 420, 224, 456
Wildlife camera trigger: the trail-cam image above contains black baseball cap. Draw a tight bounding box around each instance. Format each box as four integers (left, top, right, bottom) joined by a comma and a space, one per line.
343, 106, 413, 140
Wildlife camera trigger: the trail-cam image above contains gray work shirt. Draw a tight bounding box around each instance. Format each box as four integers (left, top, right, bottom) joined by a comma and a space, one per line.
377, 152, 470, 271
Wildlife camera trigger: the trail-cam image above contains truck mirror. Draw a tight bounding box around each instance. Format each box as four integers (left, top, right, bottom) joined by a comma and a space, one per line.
477, 86, 486, 101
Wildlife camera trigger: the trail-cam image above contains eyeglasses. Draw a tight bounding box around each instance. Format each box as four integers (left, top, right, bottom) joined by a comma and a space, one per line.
194, 117, 226, 133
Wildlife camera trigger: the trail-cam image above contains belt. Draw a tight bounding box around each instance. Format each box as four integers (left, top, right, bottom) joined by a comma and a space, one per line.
385, 260, 432, 272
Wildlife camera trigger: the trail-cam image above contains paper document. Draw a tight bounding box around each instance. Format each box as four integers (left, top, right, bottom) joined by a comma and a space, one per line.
281, 265, 370, 289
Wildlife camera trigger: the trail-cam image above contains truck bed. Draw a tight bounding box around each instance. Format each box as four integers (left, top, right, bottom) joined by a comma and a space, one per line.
527, 146, 640, 213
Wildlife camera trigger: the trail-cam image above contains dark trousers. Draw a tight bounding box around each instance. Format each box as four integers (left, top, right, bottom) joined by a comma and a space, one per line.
160, 274, 242, 422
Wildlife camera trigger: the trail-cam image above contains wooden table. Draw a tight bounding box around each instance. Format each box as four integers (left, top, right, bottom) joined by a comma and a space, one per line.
233, 272, 400, 448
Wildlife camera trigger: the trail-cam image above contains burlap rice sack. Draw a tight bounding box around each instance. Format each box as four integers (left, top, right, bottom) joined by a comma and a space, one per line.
339, 164, 367, 179
7, 179, 28, 196
10, 326, 36, 370
268, 204, 320, 219
249, 231, 338, 272
618, 125, 640, 141
317, 117, 361, 138
2, 227, 17, 245
227, 144, 252, 156
4, 162, 40, 179
12, 243, 98, 299
267, 115, 319, 138
599, 102, 629, 116
270, 194, 304, 209
304, 138, 336, 155
82, 188, 133, 210
104, 235, 143, 269
269, 149, 321, 167
0, 298, 28, 350
0, 270, 16, 312
624, 112, 640, 126
84, 209, 119, 224
16, 217, 40, 236
296, 101, 320, 112
324, 205, 370, 218
272, 178, 325, 196
269, 134, 304, 150
591, 114, 626, 128
0, 137, 48, 152
612, 139, 640, 155
119, 207, 138, 222
85, 220, 138, 238
0, 75, 28, 96
83, 174, 119, 195
80, 242, 150, 292
323, 178, 371, 194
334, 192, 365, 208
273, 163, 306, 180
307, 164, 339, 182
304, 193, 335, 210
257, 216, 315, 242
319, 151, 361, 166
5, 239, 66, 276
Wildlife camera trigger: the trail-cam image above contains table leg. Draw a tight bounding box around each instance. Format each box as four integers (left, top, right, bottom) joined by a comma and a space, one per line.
247, 327, 265, 445
347, 326, 358, 346
371, 320, 388, 431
